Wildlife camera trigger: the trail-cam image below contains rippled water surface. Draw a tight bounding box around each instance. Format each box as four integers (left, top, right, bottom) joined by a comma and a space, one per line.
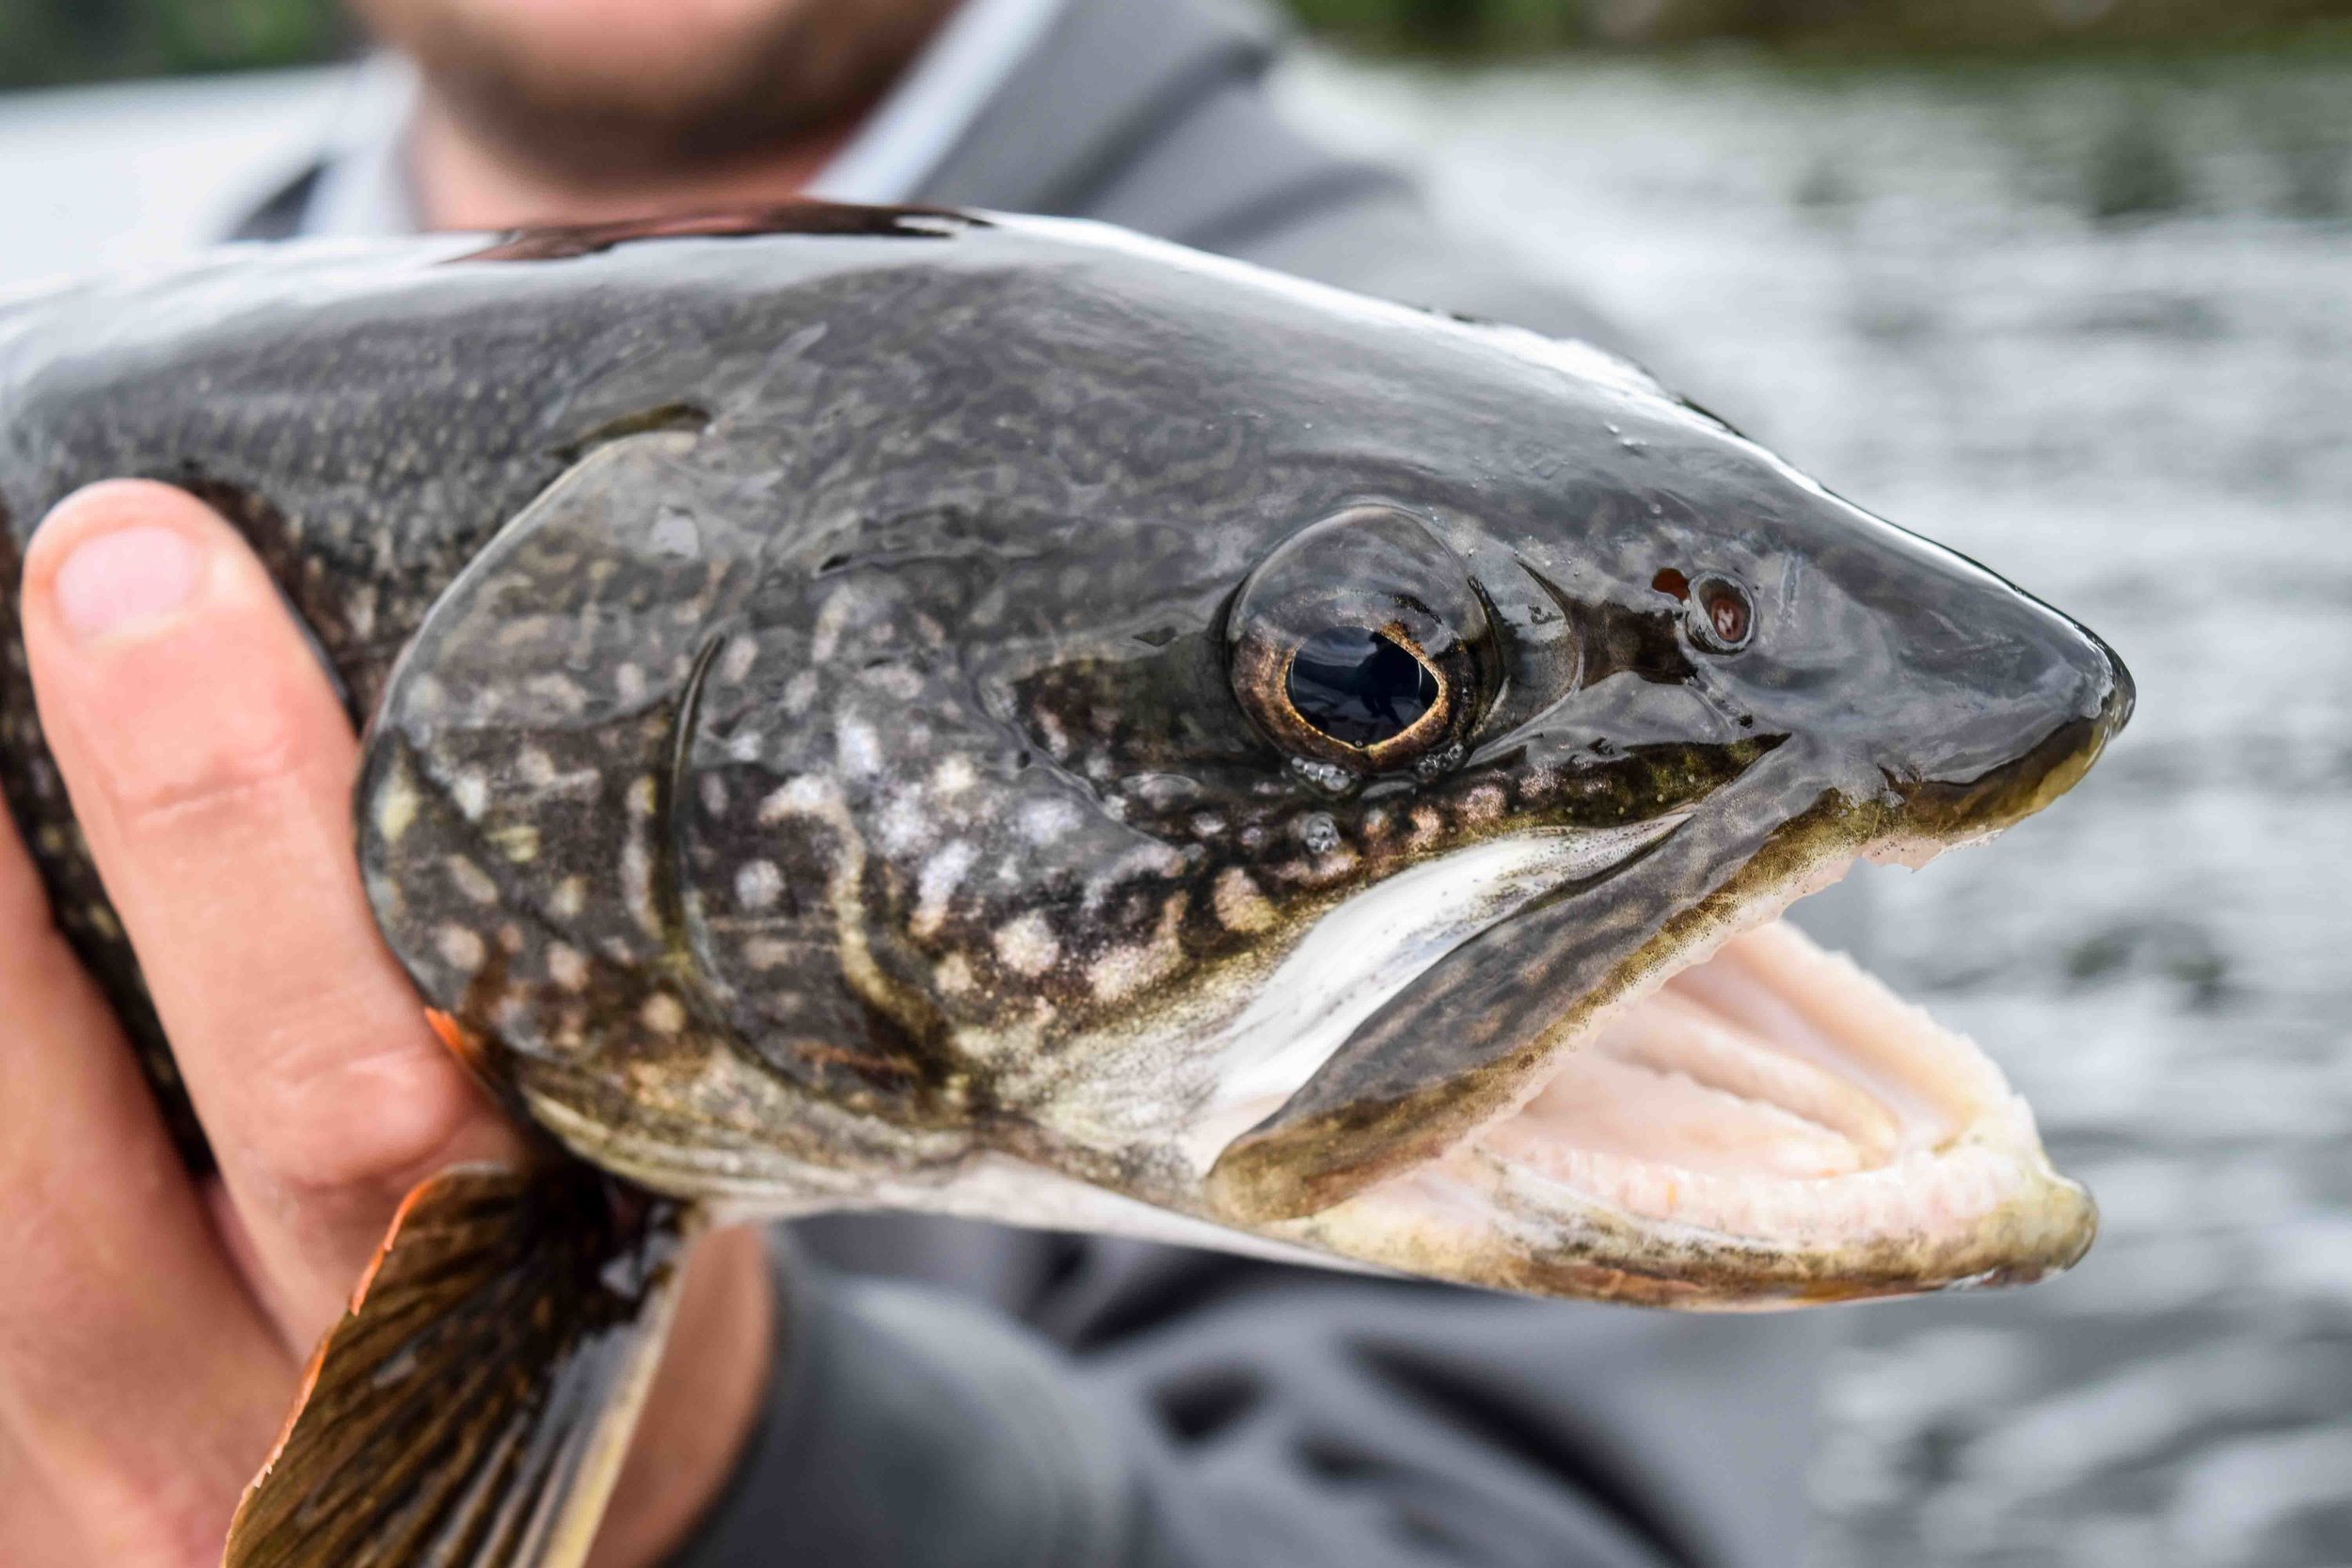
1283, 47, 2352, 1567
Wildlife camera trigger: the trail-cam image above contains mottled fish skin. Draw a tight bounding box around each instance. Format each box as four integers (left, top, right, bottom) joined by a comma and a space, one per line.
0, 207, 2129, 1302
0, 209, 974, 1158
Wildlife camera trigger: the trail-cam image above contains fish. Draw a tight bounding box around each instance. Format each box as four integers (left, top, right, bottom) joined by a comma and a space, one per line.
0, 203, 2133, 1567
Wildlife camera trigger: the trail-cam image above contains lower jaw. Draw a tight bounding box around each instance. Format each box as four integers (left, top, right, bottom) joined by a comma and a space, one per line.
1283, 886, 2097, 1308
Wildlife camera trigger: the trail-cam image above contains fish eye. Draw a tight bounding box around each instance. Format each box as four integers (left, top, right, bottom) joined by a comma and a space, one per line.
1285, 626, 1443, 749
1227, 507, 1494, 782
1690, 576, 1755, 654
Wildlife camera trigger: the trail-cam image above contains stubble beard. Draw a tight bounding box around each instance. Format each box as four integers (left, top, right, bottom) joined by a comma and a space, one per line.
358, 0, 961, 184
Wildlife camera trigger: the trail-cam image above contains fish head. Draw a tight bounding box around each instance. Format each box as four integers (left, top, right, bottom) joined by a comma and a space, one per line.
365, 219, 2129, 1307
1175, 383, 2133, 1307
682, 244, 2125, 1306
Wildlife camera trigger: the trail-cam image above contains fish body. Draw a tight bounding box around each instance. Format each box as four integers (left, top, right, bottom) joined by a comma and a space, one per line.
0, 206, 2131, 1565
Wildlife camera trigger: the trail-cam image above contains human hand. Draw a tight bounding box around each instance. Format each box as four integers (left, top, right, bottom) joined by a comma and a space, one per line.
0, 482, 772, 1568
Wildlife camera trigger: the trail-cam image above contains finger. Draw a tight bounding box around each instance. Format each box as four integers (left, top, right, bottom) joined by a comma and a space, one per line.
21, 482, 520, 1346
1, 1433, 94, 1568
0, 782, 289, 1560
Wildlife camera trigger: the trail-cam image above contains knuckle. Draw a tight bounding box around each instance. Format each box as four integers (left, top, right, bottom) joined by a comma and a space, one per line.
103, 709, 317, 845
241, 1014, 488, 1197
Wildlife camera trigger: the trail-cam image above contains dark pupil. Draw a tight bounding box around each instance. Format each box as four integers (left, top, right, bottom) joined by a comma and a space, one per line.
1286, 626, 1439, 748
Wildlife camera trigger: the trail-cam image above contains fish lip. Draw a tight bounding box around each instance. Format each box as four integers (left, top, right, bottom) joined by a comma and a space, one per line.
1891, 668, 2130, 847
1887, 602, 2135, 838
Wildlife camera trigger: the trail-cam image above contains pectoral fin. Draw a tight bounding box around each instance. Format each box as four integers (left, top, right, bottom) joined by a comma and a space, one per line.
225, 1164, 695, 1568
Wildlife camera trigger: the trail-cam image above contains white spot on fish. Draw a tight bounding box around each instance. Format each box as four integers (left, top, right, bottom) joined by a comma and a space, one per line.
760, 776, 835, 822
744, 936, 797, 970
1088, 896, 1186, 1004
623, 836, 658, 934
994, 911, 1060, 977
879, 790, 933, 855
1036, 710, 1070, 760
518, 748, 557, 788
1086, 843, 1184, 909
1214, 867, 1277, 933
446, 856, 500, 905
721, 634, 760, 685
641, 993, 688, 1037
374, 768, 420, 845
650, 507, 701, 559
912, 842, 976, 938
1018, 797, 1080, 846
548, 942, 589, 991
784, 670, 819, 716
437, 925, 485, 974
836, 719, 882, 779
451, 769, 489, 822
526, 673, 589, 715
550, 877, 587, 920
736, 860, 784, 912
931, 755, 977, 797
616, 663, 646, 704
863, 665, 924, 700
811, 588, 858, 664
936, 953, 975, 995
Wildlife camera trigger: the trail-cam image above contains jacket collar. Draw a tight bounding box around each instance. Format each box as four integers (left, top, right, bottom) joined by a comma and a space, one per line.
914, 0, 1287, 214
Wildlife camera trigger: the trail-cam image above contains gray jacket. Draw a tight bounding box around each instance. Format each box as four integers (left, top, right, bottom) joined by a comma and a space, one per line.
237, 2, 1831, 1562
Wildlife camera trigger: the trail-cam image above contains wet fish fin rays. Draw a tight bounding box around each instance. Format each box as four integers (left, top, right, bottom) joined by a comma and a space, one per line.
223, 1163, 694, 1568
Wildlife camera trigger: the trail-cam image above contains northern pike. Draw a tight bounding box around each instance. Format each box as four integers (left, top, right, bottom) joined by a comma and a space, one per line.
0, 206, 2132, 1567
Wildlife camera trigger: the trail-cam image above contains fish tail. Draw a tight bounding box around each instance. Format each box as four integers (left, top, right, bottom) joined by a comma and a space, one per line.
224, 1163, 696, 1568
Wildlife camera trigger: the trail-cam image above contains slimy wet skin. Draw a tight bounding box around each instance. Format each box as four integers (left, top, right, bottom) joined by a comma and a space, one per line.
0, 206, 2128, 1313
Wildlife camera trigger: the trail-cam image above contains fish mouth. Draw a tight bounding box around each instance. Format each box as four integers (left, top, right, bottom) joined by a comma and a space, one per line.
1294, 862, 2094, 1308
1194, 639, 2131, 1308
1225, 836, 2096, 1308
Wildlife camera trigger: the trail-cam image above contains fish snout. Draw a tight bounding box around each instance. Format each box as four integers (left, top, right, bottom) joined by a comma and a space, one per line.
1855, 560, 2135, 843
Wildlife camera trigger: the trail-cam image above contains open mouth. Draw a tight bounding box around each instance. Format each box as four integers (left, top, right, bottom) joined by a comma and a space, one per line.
1294, 856, 2096, 1307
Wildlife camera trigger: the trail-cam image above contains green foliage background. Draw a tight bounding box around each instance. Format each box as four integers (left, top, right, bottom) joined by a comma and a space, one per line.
0, 0, 347, 88
1, 0, 2348, 88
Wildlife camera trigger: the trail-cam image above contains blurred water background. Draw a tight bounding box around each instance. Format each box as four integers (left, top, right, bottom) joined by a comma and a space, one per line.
1, 6, 2347, 1563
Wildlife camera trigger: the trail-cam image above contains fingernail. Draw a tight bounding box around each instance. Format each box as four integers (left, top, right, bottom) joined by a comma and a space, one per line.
50, 525, 204, 642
